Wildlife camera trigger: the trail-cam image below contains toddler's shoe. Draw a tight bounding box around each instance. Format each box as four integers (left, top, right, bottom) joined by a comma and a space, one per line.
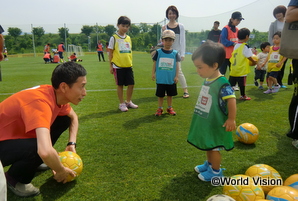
194, 161, 210, 173
155, 108, 163, 116
198, 166, 224, 182
119, 103, 128, 112
258, 86, 264, 90
239, 95, 251, 100
167, 107, 176, 116
281, 85, 287, 88
254, 80, 259, 86
126, 101, 138, 109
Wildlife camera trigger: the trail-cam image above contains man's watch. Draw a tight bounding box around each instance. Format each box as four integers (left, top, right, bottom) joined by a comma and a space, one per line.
67, 142, 77, 148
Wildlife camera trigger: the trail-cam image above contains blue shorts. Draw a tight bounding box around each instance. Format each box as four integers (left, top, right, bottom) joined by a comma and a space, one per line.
58, 52, 64, 59
268, 71, 279, 78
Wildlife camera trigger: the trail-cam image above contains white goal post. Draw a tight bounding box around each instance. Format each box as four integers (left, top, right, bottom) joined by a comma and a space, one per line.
67, 45, 84, 57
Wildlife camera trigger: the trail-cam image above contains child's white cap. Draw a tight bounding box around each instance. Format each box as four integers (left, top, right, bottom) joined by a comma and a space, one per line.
162, 30, 175, 39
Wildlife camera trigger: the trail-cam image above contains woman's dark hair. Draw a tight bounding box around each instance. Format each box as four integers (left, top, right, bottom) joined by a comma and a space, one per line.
166, 5, 179, 19
273, 5, 287, 18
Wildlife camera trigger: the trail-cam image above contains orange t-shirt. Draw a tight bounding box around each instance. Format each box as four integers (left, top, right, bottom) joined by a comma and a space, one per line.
0, 85, 71, 141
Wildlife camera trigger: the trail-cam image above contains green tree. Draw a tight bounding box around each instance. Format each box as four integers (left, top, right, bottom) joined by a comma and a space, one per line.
32, 27, 45, 46
128, 24, 140, 37
139, 23, 151, 33
104, 25, 116, 37
8, 27, 22, 38
81, 25, 94, 36
32, 27, 45, 38
58, 27, 69, 40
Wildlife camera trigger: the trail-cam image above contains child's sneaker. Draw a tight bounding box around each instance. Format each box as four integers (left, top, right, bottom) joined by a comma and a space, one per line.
194, 161, 210, 173
263, 89, 272, 94
239, 95, 251, 100
119, 103, 128, 112
198, 166, 224, 182
258, 86, 264, 90
167, 107, 176, 116
254, 80, 259, 86
126, 101, 138, 109
272, 85, 280, 93
155, 108, 163, 116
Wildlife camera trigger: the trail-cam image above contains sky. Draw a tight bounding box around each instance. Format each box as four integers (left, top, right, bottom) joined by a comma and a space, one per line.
1, 0, 290, 34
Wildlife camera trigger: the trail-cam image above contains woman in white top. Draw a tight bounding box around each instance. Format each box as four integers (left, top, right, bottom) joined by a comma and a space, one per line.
162, 5, 189, 98
268, 5, 288, 87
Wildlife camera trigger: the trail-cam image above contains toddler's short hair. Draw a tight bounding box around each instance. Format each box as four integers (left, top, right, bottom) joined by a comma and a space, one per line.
260, 42, 271, 51
117, 16, 131, 26
237, 28, 250, 40
192, 41, 225, 68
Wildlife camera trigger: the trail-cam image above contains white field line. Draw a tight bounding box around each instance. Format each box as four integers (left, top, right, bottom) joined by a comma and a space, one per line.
0, 84, 257, 96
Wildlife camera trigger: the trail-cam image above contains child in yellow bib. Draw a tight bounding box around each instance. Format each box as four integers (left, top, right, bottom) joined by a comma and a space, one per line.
229, 28, 256, 100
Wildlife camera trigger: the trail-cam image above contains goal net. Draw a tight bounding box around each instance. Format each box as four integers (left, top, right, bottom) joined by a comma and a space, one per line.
67, 45, 84, 57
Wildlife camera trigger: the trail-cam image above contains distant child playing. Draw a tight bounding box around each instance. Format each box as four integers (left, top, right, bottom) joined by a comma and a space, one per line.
187, 41, 236, 182
229, 28, 257, 100
108, 16, 138, 112
262, 31, 287, 94
254, 42, 271, 89
151, 30, 180, 116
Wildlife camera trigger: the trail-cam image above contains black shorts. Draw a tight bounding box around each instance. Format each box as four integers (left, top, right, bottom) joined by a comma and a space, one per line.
58, 52, 64, 59
114, 68, 135, 86
156, 84, 177, 97
229, 76, 246, 87
268, 71, 279, 78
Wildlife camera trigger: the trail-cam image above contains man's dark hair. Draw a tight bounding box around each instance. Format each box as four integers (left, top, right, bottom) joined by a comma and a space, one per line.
51, 62, 87, 89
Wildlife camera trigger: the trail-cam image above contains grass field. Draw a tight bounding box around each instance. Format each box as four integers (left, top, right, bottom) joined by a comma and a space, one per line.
1, 52, 297, 201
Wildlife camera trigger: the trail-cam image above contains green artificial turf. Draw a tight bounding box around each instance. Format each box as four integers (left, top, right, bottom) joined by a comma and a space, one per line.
1, 52, 296, 201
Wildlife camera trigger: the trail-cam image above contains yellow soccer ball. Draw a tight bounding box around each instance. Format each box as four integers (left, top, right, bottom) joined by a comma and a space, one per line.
266, 186, 298, 200
245, 164, 283, 194
236, 123, 259, 144
249, 54, 258, 66
284, 174, 298, 190
223, 175, 265, 201
58, 151, 83, 182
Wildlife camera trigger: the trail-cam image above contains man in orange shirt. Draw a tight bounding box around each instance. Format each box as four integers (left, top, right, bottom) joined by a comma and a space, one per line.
0, 62, 87, 197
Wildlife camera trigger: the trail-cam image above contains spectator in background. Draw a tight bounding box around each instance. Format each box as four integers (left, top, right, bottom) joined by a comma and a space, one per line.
219, 11, 244, 77
57, 42, 65, 63
162, 5, 190, 98
268, 5, 288, 88
44, 43, 50, 54
96, 40, 105, 62
207, 21, 221, 43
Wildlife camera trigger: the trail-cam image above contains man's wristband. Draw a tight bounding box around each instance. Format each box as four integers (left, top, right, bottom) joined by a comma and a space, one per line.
67, 142, 76, 148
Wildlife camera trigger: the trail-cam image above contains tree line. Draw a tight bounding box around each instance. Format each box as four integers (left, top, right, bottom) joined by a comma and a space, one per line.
4, 24, 268, 54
